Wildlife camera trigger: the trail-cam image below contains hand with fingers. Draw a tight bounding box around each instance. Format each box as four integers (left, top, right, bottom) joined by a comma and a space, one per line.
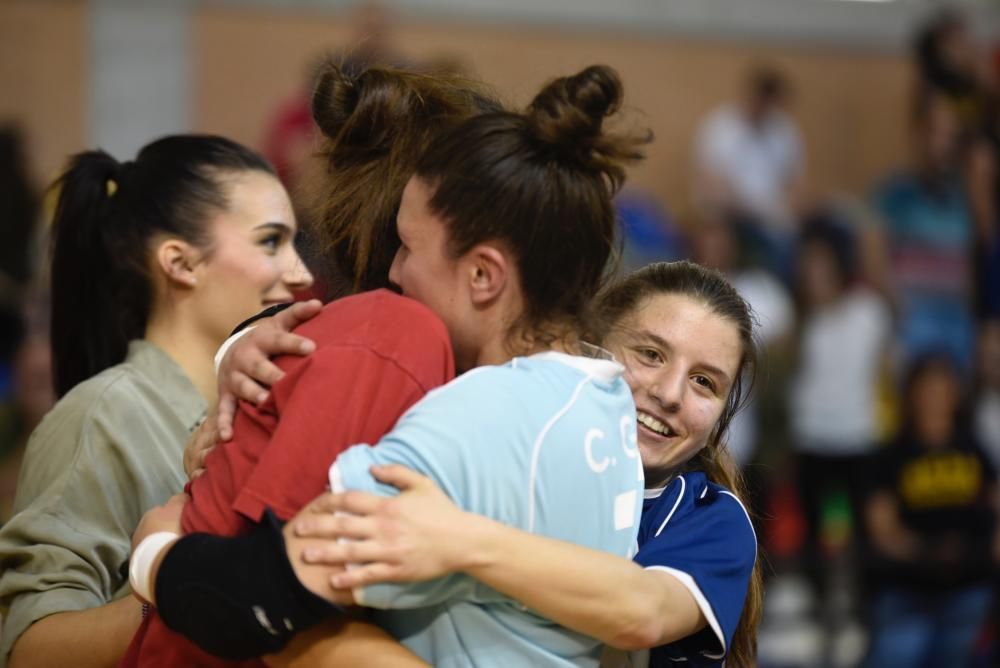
289, 465, 477, 592
131, 493, 189, 554
216, 299, 323, 440
183, 414, 220, 481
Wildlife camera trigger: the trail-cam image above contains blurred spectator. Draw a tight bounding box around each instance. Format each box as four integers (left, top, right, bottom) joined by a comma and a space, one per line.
913, 8, 1000, 321
263, 2, 402, 188
0, 125, 46, 525
0, 126, 39, 380
261, 2, 412, 301
863, 352, 997, 668
872, 88, 976, 370
615, 189, 685, 273
0, 332, 54, 524
977, 319, 1000, 470
690, 213, 794, 467
788, 215, 892, 606
913, 8, 996, 135
694, 65, 806, 279
0, 292, 51, 524
968, 139, 1000, 320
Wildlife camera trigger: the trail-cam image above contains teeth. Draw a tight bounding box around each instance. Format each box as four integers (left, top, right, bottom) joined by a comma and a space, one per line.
637, 411, 671, 437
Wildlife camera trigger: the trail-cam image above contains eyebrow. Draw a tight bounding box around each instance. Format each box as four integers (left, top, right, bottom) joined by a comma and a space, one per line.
253, 222, 293, 234
634, 328, 733, 387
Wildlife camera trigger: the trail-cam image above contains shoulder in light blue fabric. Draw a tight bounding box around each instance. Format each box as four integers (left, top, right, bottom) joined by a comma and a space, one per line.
330, 351, 643, 668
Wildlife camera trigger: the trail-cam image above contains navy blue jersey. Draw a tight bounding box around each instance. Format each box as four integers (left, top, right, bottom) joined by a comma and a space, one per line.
634, 472, 757, 667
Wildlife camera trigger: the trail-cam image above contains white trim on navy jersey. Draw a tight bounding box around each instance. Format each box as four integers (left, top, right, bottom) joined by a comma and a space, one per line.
644, 565, 726, 661
654, 475, 686, 538
719, 490, 758, 557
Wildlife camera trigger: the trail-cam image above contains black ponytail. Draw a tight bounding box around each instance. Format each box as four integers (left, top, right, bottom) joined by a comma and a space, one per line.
49, 134, 274, 397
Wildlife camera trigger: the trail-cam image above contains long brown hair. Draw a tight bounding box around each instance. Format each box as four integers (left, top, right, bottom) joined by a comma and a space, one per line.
597, 260, 763, 667
301, 62, 502, 297
413, 65, 650, 347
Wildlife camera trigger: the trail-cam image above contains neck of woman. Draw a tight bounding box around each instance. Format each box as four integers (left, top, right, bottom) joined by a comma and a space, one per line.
501, 319, 583, 360
144, 311, 220, 410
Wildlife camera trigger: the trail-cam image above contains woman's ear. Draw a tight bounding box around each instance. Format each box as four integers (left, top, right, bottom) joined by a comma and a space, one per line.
154, 239, 200, 289
466, 244, 509, 306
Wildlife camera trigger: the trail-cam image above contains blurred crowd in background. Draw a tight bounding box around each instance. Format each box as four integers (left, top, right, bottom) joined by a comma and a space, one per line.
1, 2, 999, 666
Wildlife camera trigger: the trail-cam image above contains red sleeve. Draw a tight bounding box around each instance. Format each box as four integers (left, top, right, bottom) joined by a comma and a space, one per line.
181, 389, 280, 535
232, 343, 442, 522
181, 292, 454, 536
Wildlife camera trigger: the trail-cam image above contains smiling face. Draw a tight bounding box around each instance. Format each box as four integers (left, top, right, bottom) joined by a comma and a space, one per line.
193, 170, 313, 344
609, 293, 743, 488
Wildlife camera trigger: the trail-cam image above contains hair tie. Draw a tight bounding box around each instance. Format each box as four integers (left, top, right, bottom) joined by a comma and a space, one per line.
107, 159, 134, 198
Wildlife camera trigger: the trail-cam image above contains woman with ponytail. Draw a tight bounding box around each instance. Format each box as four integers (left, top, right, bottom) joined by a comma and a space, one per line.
0, 135, 312, 668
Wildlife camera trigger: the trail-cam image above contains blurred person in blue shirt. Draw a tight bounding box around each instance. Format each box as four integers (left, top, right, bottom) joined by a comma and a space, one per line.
872, 88, 976, 370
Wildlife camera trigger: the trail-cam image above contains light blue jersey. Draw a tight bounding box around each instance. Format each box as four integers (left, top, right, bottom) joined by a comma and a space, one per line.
329, 350, 644, 668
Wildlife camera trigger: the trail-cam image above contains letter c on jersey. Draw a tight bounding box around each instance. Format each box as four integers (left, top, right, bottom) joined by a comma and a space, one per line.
585, 428, 611, 473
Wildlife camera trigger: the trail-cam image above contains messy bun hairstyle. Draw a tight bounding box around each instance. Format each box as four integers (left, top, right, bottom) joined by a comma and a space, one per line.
414, 64, 650, 344
301, 62, 502, 296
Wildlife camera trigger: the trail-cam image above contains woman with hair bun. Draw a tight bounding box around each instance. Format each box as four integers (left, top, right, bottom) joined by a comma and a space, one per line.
120, 64, 507, 668
127, 64, 652, 668
0, 135, 312, 668
293, 261, 763, 668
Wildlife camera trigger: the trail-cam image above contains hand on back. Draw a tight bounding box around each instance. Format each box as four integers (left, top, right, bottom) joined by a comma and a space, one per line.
216, 299, 323, 439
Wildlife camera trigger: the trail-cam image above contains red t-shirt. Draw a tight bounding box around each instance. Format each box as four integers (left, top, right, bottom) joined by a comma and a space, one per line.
120, 289, 455, 668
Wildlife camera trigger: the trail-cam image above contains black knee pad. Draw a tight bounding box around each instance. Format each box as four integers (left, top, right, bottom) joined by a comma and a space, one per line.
156, 510, 343, 660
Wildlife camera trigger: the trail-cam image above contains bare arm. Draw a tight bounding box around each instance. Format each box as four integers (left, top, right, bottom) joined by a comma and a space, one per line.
865, 489, 920, 561
455, 513, 705, 650
291, 465, 705, 650
8, 596, 143, 668
966, 139, 997, 246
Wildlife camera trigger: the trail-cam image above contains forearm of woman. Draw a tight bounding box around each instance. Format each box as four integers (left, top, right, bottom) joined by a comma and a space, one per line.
265, 617, 429, 668
8, 596, 143, 668
866, 491, 920, 561
459, 516, 703, 650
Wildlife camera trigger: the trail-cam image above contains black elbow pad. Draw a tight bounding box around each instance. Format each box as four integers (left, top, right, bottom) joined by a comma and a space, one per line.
155, 510, 343, 660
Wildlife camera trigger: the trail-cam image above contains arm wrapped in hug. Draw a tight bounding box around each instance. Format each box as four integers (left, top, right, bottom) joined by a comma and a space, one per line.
155, 510, 344, 660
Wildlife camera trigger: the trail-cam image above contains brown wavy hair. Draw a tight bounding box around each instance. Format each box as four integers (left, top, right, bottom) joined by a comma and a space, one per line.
596, 260, 763, 667
299, 62, 502, 297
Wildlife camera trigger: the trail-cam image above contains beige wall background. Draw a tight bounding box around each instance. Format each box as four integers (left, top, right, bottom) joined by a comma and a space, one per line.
0, 0, 87, 185
195, 7, 915, 217
1, 2, 915, 214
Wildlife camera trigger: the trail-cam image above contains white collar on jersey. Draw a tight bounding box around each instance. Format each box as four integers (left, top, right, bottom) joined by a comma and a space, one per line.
529, 343, 623, 383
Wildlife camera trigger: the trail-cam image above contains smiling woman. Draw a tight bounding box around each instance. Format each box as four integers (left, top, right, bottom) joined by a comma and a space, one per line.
283, 260, 763, 668
609, 292, 744, 488
186, 169, 312, 349
0, 135, 312, 668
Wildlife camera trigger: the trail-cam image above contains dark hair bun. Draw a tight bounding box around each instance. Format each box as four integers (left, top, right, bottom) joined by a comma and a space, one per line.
311, 62, 362, 140
526, 65, 649, 189
528, 65, 622, 142
312, 62, 505, 163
